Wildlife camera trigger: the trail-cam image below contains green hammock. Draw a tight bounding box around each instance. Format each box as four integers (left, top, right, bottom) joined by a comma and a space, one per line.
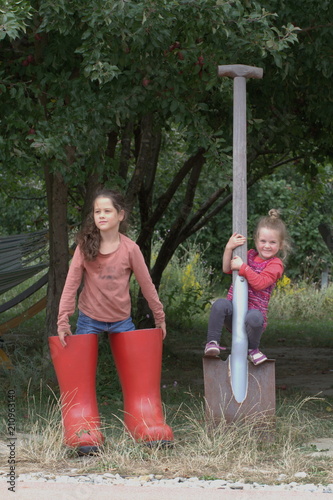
0, 230, 49, 296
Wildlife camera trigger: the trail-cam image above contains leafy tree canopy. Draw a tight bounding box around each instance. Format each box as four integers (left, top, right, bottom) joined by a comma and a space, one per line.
1, 0, 332, 299
0, 0, 298, 208
0, 0, 33, 40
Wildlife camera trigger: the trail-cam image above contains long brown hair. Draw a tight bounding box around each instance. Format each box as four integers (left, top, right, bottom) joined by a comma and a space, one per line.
76, 189, 129, 261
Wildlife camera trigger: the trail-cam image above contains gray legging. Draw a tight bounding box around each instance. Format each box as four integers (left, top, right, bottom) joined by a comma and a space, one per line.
207, 298, 264, 350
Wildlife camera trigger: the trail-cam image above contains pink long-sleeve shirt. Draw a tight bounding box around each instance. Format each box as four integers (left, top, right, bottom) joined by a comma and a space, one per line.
57, 234, 165, 332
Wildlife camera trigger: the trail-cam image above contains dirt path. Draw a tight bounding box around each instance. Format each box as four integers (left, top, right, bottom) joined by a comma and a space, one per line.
266, 346, 333, 397
179, 345, 333, 398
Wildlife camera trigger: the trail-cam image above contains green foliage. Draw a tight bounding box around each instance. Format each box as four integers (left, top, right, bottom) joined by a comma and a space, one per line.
247, 166, 333, 281
253, 0, 333, 165
158, 242, 215, 328
1, 0, 333, 319
0, 0, 33, 40
0, 0, 299, 177
0, 169, 47, 233
96, 335, 122, 403
195, 165, 333, 283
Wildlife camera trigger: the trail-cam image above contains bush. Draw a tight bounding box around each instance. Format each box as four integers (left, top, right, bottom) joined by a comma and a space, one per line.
158, 243, 215, 328
270, 278, 333, 321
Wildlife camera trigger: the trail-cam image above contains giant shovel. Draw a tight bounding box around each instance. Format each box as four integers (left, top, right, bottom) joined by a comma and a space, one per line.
203, 65, 276, 429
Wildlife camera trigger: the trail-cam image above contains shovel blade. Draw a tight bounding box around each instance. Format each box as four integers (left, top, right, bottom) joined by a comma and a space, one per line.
203, 355, 275, 433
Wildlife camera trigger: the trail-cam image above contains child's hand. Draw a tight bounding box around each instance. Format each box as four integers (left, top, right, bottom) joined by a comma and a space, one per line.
230, 255, 243, 271
58, 329, 72, 347
226, 232, 246, 251
156, 321, 167, 339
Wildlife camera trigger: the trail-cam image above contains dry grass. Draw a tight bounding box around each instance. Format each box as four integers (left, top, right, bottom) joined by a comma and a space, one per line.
270, 283, 333, 322
3, 388, 332, 485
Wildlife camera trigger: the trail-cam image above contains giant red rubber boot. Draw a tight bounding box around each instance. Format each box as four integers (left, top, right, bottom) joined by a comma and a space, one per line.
49, 334, 104, 455
109, 328, 174, 444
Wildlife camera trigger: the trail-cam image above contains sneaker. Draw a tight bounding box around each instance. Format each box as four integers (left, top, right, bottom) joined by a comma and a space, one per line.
204, 341, 225, 357
248, 348, 267, 366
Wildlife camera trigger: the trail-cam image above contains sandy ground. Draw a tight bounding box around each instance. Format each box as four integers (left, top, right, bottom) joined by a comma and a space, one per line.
1, 481, 332, 500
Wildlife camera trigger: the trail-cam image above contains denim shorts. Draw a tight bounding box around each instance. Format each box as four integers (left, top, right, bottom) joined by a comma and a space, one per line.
75, 310, 135, 335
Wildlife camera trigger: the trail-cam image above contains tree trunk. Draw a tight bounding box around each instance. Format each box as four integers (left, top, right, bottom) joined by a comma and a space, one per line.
134, 118, 162, 328
119, 121, 133, 181
135, 142, 206, 328
126, 113, 154, 210
318, 223, 333, 254
150, 149, 206, 289
80, 172, 104, 221
44, 164, 69, 339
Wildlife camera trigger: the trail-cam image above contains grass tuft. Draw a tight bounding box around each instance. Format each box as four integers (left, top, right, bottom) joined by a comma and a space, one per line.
4, 384, 331, 484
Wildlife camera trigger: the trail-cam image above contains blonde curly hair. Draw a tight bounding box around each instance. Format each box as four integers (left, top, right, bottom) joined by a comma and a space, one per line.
253, 209, 292, 261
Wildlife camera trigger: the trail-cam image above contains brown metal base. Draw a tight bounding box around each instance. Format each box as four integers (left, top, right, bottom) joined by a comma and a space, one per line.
203, 355, 276, 435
